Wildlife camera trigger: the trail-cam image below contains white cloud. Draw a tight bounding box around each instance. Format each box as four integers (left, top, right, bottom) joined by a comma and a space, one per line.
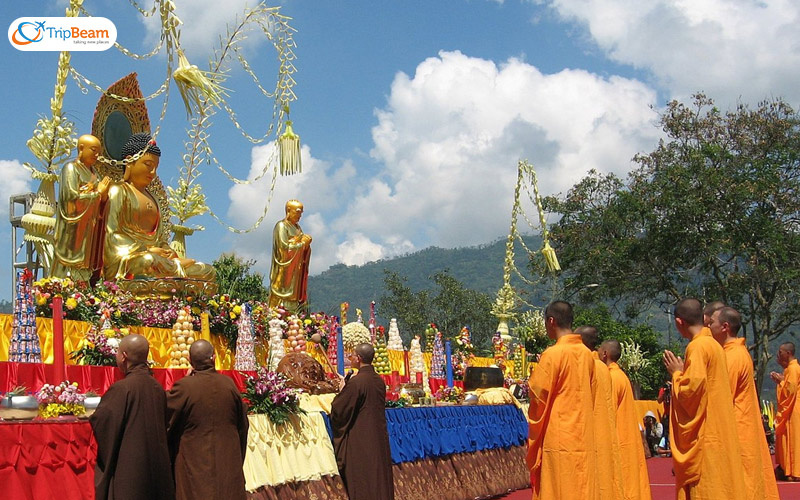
226, 142, 355, 276
224, 51, 660, 274
543, 0, 800, 103
0, 160, 33, 218
343, 50, 659, 250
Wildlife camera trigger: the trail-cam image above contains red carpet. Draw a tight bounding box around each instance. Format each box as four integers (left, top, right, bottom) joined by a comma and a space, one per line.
495, 456, 800, 499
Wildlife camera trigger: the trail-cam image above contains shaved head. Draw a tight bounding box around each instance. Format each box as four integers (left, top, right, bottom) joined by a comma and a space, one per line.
600, 339, 622, 362
717, 307, 741, 335
545, 301, 573, 329
675, 298, 704, 327
781, 342, 796, 356
119, 334, 149, 365
355, 343, 375, 364
703, 301, 726, 318
189, 340, 215, 370
576, 326, 599, 350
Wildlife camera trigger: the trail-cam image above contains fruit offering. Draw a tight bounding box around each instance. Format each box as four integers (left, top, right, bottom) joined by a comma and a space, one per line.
170, 307, 196, 368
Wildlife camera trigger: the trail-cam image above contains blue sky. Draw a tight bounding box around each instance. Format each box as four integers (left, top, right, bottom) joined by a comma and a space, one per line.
2, 0, 800, 301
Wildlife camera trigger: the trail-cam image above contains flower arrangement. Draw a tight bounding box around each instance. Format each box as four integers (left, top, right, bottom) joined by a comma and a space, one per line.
242, 368, 304, 425
434, 385, 464, 404
341, 321, 371, 351
70, 326, 127, 366
36, 381, 86, 418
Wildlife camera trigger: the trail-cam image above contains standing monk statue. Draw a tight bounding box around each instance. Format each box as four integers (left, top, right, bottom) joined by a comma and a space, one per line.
268, 199, 311, 312
51, 134, 112, 282
103, 133, 215, 281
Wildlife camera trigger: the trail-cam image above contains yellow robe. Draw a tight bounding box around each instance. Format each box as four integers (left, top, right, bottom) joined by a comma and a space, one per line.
670, 329, 746, 499
776, 357, 800, 478
268, 218, 311, 310
723, 338, 779, 500
608, 362, 651, 500
527, 334, 597, 500
592, 354, 624, 500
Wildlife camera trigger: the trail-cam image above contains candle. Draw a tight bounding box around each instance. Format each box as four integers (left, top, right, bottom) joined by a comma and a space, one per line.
445, 340, 453, 387
336, 320, 345, 376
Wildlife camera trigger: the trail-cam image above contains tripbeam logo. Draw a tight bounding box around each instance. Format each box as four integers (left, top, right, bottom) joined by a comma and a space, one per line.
9, 17, 117, 51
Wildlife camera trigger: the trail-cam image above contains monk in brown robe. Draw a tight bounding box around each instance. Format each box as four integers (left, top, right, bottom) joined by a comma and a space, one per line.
663, 298, 746, 500
709, 307, 779, 499
577, 325, 624, 500
90, 334, 174, 500
167, 340, 249, 500
527, 301, 597, 500
599, 339, 651, 500
772, 341, 800, 481
330, 343, 394, 500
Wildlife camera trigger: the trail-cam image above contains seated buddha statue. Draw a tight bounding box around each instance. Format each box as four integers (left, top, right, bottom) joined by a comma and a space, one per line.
103, 133, 215, 282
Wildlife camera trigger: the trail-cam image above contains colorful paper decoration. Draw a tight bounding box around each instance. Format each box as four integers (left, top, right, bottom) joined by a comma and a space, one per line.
234, 303, 257, 371
431, 330, 445, 379
9, 269, 42, 363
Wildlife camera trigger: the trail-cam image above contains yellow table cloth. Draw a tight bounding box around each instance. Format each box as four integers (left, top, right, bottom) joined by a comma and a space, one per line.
243, 412, 339, 491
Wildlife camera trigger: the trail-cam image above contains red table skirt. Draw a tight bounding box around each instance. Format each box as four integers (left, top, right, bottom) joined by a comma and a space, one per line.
0, 420, 96, 500
0, 362, 255, 394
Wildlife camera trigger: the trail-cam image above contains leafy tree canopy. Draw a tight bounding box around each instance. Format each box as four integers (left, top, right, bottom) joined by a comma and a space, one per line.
545, 93, 800, 397
212, 254, 269, 302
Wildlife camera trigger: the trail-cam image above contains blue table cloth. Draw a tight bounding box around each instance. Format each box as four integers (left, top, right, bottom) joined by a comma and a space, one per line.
385, 404, 527, 464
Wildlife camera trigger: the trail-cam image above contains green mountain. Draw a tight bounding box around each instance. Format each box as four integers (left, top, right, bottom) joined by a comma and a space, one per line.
307, 235, 545, 317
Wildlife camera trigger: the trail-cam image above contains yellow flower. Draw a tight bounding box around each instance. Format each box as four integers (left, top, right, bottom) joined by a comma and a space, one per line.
36, 296, 47, 306
233, 305, 242, 315
304, 319, 312, 325
65, 297, 78, 310
103, 329, 116, 338
120, 328, 130, 335
191, 306, 201, 315
229, 312, 236, 319
114, 311, 121, 318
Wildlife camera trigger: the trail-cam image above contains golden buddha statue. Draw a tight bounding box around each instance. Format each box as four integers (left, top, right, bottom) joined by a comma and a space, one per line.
268, 199, 311, 312
51, 134, 112, 282
103, 133, 215, 283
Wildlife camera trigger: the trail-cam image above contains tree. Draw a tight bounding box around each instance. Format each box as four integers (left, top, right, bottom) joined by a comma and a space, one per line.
545, 93, 800, 398
380, 270, 497, 355
212, 254, 269, 302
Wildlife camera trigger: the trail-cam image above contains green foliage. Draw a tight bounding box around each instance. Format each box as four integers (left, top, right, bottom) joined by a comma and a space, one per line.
380, 270, 497, 356
546, 93, 800, 398
575, 305, 666, 399
212, 254, 269, 302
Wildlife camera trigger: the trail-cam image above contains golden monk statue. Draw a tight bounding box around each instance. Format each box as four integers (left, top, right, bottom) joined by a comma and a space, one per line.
103, 133, 215, 282
268, 199, 311, 312
51, 134, 112, 282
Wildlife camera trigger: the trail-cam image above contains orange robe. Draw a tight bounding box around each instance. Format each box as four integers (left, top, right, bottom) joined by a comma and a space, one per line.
724, 338, 779, 500
527, 334, 597, 500
608, 362, 651, 500
776, 357, 800, 478
670, 329, 746, 499
592, 354, 624, 500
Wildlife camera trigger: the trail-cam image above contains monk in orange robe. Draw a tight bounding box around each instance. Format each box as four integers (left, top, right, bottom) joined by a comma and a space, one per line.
663, 298, 746, 500
772, 341, 800, 481
599, 339, 651, 500
528, 301, 597, 500
709, 306, 779, 499
578, 326, 623, 500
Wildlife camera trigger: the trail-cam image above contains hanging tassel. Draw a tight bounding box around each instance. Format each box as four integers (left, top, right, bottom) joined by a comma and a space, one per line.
541, 240, 561, 273
172, 50, 226, 117
279, 119, 302, 175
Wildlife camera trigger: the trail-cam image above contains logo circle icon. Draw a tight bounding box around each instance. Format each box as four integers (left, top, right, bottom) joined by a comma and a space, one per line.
12, 22, 44, 45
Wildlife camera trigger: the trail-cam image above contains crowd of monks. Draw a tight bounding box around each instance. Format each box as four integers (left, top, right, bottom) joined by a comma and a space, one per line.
526, 298, 800, 500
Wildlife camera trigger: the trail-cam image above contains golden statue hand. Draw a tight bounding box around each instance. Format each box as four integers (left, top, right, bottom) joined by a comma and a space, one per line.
97, 176, 112, 201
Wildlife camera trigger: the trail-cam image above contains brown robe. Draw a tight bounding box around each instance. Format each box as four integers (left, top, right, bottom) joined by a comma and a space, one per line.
90, 363, 174, 500
330, 364, 394, 500
166, 366, 249, 500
